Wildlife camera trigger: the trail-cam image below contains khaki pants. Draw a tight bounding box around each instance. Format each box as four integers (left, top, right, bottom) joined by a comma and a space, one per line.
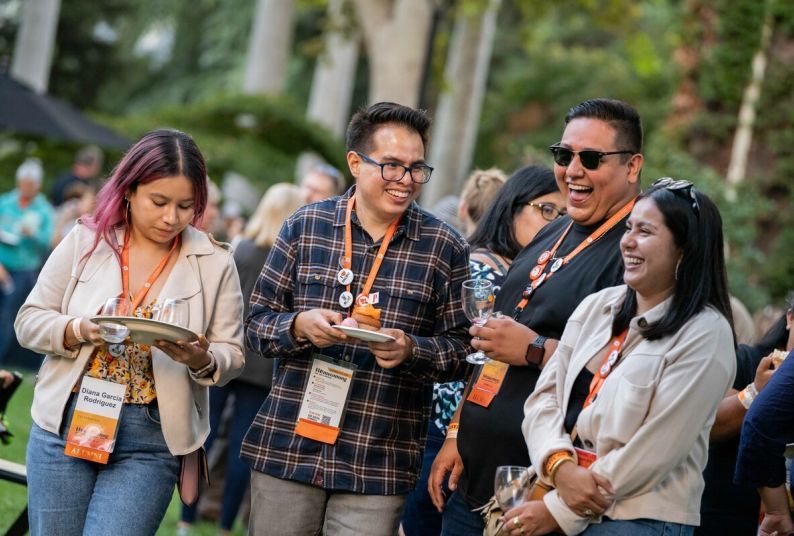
249, 471, 406, 536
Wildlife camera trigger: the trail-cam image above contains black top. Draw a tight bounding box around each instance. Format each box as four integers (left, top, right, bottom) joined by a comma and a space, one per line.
697, 344, 764, 536
233, 238, 274, 388
457, 214, 627, 508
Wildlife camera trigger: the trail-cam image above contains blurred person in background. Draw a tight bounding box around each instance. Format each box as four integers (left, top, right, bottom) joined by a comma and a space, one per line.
427, 195, 464, 234
457, 168, 507, 236
700, 293, 794, 535
299, 163, 345, 204
401, 164, 561, 536
0, 159, 54, 366
179, 182, 304, 536
50, 145, 104, 207
734, 299, 794, 536
51, 186, 97, 248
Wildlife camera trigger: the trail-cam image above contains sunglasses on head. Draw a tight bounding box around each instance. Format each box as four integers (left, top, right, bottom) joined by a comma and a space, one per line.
652, 177, 700, 215
548, 145, 634, 170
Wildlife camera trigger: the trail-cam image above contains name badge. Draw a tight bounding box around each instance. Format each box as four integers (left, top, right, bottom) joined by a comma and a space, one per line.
294, 355, 356, 445
64, 376, 127, 464
574, 446, 597, 469
466, 360, 509, 407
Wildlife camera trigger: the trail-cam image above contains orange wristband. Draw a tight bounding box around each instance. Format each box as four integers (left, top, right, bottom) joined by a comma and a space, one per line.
544, 450, 574, 477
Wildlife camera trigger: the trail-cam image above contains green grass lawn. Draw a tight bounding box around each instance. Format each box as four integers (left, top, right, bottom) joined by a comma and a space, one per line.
0, 367, 246, 535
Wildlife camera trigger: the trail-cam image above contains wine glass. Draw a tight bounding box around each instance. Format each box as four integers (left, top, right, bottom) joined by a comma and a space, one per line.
158, 298, 189, 328
494, 465, 530, 511
461, 279, 494, 365
99, 297, 131, 343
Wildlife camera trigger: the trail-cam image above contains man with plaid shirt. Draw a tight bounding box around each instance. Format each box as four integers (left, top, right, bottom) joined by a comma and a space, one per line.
242, 102, 470, 535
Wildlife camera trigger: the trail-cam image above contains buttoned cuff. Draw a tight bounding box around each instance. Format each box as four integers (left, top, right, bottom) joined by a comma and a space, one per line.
277, 312, 312, 353
543, 489, 590, 536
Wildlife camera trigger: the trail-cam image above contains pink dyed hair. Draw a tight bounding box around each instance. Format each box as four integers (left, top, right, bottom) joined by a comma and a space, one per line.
84, 129, 208, 257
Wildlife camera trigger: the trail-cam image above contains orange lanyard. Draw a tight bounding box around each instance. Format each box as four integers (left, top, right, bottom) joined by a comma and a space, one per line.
120, 231, 181, 311
513, 199, 635, 319
341, 195, 400, 312
583, 328, 629, 409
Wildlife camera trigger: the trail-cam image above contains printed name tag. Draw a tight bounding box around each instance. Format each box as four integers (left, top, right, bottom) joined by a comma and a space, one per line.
294, 356, 356, 445
64, 376, 127, 464
466, 360, 509, 408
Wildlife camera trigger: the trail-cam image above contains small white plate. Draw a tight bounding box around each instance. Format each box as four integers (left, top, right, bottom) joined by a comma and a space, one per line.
91, 316, 199, 345
332, 325, 396, 343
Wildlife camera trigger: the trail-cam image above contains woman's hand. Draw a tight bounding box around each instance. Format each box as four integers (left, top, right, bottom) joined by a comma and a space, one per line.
553, 462, 614, 518
155, 335, 212, 369
79, 318, 104, 345
470, 316, 535, 366
428, 437, 464, 511
501, 500, 559, 535
759, 513, 794, 536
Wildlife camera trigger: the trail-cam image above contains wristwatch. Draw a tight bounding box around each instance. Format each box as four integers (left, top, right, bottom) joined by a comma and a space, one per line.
525, 335, 547, 367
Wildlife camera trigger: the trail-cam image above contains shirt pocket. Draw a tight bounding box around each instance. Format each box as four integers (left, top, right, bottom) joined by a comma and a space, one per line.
295, 264, 341, 310
377, 279, 435, 333
598, 375, 654, 446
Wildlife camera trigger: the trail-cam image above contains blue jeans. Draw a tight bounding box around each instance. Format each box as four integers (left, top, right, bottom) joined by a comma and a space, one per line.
402, 423, 448, 535
180, 380, 269, 530
26, 394, 180, 536
440, 490, 484, 536
0, 269, 36, 365
582, 518, 695, 535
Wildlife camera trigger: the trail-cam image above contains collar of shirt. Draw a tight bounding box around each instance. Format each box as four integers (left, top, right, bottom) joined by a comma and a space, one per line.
333, 187, 423, 242
603, 287, 673, 329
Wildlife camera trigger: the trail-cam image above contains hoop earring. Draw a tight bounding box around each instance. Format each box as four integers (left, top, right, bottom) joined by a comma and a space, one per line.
675, 258, 682, 282
124, 199, 130, 222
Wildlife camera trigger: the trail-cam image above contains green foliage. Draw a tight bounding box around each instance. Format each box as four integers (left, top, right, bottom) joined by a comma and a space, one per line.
99, 93, 347, 189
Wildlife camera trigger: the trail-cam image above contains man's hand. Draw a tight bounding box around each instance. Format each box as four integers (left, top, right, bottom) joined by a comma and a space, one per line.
368, 328, 413, 368
428, 437, 464, 511
471, 316, 535, 366
755, 355, 777, 392
293, 309, 347, 348
553, 463, 614, 518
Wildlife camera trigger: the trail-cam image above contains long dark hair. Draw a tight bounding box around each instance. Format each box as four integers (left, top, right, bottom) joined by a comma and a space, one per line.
613, 180, 734, 341
468, 165, 558, 260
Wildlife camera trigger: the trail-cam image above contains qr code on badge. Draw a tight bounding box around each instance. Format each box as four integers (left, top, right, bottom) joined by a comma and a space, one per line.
321, 415, 331, 425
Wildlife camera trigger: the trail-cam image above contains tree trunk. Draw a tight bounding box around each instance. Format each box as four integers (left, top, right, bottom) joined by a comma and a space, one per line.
725, 0, 775, 201
422, 0, 501, 208
243, 0, 297, 95
352, 0, 433, 107
11, 0, 62, 93
307, 0, 360, 138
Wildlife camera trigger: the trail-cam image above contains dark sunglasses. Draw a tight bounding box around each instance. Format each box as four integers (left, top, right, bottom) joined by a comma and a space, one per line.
549, 145, 634, 170
527, 202, 566, 222
652, 177, 700, 215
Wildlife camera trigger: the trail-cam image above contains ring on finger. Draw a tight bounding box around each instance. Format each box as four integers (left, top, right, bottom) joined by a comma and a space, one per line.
512, 517, 522, 528
583, 508, 594, 517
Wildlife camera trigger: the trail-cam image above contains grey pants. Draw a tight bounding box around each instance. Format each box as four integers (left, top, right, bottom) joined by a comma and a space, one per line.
249, 471, 407, 536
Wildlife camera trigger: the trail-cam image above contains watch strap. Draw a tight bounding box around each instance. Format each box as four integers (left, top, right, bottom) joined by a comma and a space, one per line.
525, 335, 548, 367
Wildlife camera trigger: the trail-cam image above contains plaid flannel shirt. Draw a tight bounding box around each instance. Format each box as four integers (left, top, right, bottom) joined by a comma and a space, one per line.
241, 189, 471, 495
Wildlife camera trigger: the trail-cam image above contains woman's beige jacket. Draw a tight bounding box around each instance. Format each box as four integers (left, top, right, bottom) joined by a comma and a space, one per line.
15, 222, 244, 455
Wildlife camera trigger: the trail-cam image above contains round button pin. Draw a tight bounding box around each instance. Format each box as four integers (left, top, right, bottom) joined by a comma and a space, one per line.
337, 268, 354, 286
550, 258, 564, 273
339, 291, 354, 308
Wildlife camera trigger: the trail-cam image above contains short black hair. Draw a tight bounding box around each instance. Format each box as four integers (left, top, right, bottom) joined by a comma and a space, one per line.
613, 180, 734, 341
565, 98, 643, 155
345, 102, 431, 155
468, 165, 558, 260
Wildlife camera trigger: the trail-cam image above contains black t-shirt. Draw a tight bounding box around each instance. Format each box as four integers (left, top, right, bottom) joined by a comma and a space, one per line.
457, 215, 627, 508
697, 344, 764, 535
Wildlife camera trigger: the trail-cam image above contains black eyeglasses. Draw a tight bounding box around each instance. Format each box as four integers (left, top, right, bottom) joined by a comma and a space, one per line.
652, 177, 700, 215
355, 152, 433, 184
527, 202, 566, 222
548, 145, 635, 170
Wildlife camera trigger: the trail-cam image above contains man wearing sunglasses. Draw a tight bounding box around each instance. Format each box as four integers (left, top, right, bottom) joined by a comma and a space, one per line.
430, 98, 644, 535
243, 102, 471, 535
